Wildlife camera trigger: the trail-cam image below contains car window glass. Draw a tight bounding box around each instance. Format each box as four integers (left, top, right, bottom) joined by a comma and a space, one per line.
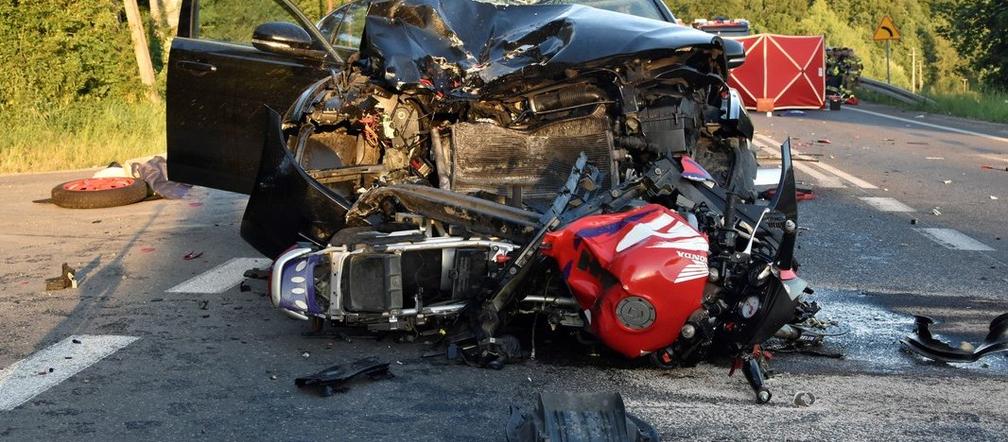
317, 9, 344, 43
334, 2, 368, 50
197, 0, 326, 44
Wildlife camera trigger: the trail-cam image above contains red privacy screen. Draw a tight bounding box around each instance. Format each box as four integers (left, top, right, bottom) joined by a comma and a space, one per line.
728, 34, 825, 110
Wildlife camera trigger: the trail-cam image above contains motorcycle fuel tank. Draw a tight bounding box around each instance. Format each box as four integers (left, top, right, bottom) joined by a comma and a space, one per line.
543, 204, 708, 358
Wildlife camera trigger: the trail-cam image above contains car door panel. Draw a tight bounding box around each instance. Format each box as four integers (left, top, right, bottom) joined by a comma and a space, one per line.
166, 0, 332, 194
242, 108, 353, 258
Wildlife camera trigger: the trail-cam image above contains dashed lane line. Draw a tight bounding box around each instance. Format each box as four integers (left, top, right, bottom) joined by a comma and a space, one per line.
859, 197, 915, 212
0, 335, 139, 411
847, 107, 1008, 145
807, 161, 878, 189
914, 228, 995, 251
166, 257, 272, 294
754, 133, 998, 254
755, 134, 878, 189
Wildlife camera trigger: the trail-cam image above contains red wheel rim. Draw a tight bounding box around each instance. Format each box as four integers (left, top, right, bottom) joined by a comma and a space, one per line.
62, 177, 135, 192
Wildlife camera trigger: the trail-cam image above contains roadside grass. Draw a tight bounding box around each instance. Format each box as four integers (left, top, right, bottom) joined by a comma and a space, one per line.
0, 100, 165, 174
856, 86, 1008, 124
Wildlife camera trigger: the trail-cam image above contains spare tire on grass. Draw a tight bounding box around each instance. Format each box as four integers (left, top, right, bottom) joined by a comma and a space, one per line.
51, 177, 148, 209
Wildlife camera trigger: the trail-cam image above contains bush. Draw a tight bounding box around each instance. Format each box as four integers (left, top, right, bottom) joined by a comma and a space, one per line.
0, 100, 166, 173
0, 1, 142, 110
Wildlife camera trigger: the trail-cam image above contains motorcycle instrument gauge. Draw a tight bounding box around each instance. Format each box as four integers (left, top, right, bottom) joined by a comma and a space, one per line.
740, 295, 760, 319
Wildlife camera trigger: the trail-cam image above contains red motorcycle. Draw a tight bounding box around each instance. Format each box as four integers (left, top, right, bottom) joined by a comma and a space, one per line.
273, 140, 812, 403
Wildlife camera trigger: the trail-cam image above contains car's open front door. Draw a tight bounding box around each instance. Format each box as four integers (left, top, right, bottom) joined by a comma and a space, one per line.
166, 0, 343, 194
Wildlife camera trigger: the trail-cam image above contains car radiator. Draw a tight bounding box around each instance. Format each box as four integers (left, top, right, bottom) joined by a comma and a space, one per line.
448, 115, 613, 201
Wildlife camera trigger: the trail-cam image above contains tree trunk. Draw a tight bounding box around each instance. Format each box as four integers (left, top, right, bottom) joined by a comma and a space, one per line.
149, 0, 164, 28
161, 0, 183, 31
123, 0, 160, 103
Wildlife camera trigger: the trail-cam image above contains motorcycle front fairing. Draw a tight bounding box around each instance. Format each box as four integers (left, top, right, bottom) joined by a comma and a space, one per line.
730, 137, 806, 346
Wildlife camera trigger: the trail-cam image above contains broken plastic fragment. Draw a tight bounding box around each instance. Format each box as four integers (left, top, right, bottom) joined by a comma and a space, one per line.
900, 313, 1008, 363
505, 392, 659, 442
680, 155, 715, 183
295, 358, 391, 397
45, 263, 77, 291
793, 391, 815, 407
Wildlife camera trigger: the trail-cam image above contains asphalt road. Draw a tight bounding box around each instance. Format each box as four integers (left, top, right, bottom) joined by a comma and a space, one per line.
1, 102, 1007, 441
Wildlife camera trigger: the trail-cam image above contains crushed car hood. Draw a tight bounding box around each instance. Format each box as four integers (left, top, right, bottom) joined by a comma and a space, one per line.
360, 0, 725, 94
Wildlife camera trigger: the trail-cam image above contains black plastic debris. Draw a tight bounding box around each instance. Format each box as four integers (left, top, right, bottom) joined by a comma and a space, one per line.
448, 335, 524, 370
900, 313, 1008, 363
45, 263, 77, 291
294, 358, 392, 397
505, 392, 659, 442
243, 267, 271, 280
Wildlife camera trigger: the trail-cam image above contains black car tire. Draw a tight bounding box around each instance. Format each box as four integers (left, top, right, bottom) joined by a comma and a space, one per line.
51, 177, 148, 209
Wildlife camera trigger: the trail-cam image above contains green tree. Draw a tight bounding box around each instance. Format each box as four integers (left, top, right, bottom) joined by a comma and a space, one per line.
937, 0, 1008, 89
665, 0, 968, 92
0, 2, 139, 109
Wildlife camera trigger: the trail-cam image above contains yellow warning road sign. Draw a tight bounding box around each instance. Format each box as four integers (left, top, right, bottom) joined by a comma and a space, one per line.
873, 16, 900, 41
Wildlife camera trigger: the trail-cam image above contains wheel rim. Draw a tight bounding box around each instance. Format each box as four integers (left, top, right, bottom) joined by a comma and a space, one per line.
62, 177, 135, 192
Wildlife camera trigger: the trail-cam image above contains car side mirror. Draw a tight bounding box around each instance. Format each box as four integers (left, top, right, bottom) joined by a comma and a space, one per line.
252, 22, 325, 59
725, 39, 749, 69
724, 39, 746, 69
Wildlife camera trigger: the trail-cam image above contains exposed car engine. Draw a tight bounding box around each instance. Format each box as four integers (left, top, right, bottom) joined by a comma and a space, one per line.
290, 53, 756, 209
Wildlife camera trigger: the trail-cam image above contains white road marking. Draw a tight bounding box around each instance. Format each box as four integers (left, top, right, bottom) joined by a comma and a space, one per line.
753, 141, 846, 188
0, 335, 139, 411
809, 161, 879, 189
754, 167, 782, 186
915, 228, 995, 251
756, 134, 878, 189
859, 197, 915, 212
166, 257, 272, 294
847, 107, 1008, 145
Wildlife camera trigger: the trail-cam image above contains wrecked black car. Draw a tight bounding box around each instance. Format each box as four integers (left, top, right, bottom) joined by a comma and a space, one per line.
167, 0, 816, 401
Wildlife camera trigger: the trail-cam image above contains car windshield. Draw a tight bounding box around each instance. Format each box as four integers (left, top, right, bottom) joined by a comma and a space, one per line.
483, 0, 668, 21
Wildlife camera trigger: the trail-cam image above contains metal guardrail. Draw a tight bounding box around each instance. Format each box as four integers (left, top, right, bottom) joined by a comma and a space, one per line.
858, 77, 936, 106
